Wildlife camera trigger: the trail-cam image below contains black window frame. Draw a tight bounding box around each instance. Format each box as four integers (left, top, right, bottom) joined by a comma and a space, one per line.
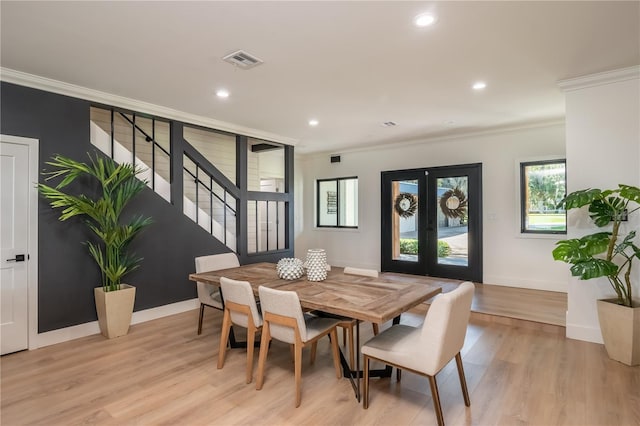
316, 176, 358, 229
520, 158, 567, 235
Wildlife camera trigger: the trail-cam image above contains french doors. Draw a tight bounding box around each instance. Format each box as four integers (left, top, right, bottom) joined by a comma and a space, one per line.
381, 164, 482, 282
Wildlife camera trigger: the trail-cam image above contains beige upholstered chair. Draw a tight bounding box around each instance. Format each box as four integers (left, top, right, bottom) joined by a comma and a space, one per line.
217, 277, 263, 384
194, 253, 240, 334
337, 267, 381, 368
362, 281, 475, 426
255, 286, 342, 407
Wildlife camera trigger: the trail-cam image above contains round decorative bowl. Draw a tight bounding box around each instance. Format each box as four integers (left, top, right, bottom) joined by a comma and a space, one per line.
277, 258, 305, 280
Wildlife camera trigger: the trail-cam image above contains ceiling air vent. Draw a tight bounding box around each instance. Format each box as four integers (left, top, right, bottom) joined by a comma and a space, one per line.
223, 50, 264, 70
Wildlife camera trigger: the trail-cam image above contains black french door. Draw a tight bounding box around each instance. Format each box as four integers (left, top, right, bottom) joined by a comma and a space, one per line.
381, 164, 483, 282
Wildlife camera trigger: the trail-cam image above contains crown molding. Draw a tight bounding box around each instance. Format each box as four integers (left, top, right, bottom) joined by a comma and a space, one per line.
301, 118, 565, 159
0, 67, 298, 146
557, 65, 640, 92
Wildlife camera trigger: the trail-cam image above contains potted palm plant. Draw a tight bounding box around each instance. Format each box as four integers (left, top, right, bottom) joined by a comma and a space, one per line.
38, 153, 152, 338
553, 184, 639, 366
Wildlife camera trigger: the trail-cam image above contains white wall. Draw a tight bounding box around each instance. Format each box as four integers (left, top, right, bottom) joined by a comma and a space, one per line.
295, 122, 568, 292
562, 67, 640, 343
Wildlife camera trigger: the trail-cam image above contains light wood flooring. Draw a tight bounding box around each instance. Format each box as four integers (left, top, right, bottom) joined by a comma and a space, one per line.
2, 297, 638, 426
449, 282, 566, 327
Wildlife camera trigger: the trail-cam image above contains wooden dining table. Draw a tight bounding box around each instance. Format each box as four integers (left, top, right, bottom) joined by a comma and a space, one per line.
189, 262, 443, 401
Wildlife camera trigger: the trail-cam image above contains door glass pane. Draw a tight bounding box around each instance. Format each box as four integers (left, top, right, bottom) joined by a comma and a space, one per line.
436, 176, 468, 266
392, 179, 419, 262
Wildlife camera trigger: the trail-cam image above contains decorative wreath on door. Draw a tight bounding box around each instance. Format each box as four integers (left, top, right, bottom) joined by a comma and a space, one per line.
394, 193, 418, 218
439, 187, 467, 219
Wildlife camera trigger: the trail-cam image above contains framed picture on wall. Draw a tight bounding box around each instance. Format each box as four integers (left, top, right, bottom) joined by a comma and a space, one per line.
327, 191, 337, 214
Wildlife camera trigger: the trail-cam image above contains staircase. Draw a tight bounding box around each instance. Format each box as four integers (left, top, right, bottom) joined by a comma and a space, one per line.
90, 110, 237, 252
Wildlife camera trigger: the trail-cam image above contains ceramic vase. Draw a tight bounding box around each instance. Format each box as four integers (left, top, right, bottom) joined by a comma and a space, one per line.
277, 258, 305, 280
306, 249, 327, 281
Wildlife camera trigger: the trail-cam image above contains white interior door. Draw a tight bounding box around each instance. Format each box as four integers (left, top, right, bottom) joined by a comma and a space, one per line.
1, 140, 30, 355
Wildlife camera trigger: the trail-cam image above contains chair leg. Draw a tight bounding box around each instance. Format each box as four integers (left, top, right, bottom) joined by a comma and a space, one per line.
217, 308, 232, 369
197, 303, 205, 335
294, 342, 303, 407
396, 368, 402, 382
428, 375, 445, 426
256, 323, 271, 391
310, 341, 318, 365
363, 355, 370, 409
246, 324, 257, 384
372, 323, 379, 335
455, 352, 471, 406
342, 326, 347, 347
329, 329, 341, 379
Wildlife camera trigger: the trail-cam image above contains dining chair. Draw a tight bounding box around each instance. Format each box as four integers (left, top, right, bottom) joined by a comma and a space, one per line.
336, 267, 381, 368
362, 281, 475, 426
255, 286, 342, 408
194, 252, 240, 334
217, 277, 263, 384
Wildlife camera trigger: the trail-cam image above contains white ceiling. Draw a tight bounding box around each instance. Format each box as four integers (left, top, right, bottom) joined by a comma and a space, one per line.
1, 1, 639, 154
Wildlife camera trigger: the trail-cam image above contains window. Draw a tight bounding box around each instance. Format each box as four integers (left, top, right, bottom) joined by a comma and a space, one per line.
520, 159, 566, 234
317, 177, 358, 228
247, 138, 285, 193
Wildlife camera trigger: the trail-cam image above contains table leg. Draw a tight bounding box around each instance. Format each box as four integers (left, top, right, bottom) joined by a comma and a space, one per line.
228, 326, 260, 348
339, 315, 402, 401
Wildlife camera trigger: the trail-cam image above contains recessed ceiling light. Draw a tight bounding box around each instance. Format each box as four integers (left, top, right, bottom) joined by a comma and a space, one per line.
472, 81, 487, 90
308, 119, 319, 126
414, 13, 436, 27
216, 89, 230, 98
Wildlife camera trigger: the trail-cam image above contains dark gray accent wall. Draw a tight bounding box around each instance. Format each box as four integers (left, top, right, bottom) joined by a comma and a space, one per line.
1, 82, 233, 332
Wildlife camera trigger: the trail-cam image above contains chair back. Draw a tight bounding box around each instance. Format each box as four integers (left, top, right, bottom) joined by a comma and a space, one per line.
258, 286, 307, 343
195, 253, 240, 303
343, 267, 379, 278
420, 281, 474, 375
220, 277, 262, 328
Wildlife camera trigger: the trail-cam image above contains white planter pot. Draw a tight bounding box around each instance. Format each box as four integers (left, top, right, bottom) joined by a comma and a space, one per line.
94, 284, 136, 339
597, 298, 640, 366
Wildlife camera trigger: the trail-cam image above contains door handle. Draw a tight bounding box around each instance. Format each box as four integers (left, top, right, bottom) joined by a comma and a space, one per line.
6, 254, 25, 262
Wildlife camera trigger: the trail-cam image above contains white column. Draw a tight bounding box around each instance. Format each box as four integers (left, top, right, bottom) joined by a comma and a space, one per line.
559, 66, 640, 343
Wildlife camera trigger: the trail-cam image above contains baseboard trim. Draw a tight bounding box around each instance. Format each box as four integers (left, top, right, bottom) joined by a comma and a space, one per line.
483, 275, 567, 293
565, 319, 604, 344
31, 298, 199, 350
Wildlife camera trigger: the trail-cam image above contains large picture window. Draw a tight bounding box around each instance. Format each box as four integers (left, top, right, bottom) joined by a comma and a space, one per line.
317, 177, 358, 228
520, 159, 566, 234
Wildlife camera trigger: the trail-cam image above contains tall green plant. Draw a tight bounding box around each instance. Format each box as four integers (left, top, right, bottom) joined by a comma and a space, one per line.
38, 153, 153, 292
552, 184, 640, 307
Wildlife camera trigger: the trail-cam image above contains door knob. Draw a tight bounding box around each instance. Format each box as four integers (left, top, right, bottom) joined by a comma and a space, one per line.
6, 254, 25, 262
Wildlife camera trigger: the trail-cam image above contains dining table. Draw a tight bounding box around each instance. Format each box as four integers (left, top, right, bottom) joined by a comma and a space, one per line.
189, 262, 443, 401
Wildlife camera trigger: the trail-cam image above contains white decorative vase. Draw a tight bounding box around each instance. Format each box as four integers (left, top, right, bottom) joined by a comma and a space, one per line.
277, 258, 305, 280
306, 249, 327, 281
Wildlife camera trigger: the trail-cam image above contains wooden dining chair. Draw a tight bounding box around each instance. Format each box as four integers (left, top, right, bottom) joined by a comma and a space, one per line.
362, 281, 475, 426
217, 277, 263, 384
194, 253, 240, 334
336, 267, 381, 368
255, 286, 342, 408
